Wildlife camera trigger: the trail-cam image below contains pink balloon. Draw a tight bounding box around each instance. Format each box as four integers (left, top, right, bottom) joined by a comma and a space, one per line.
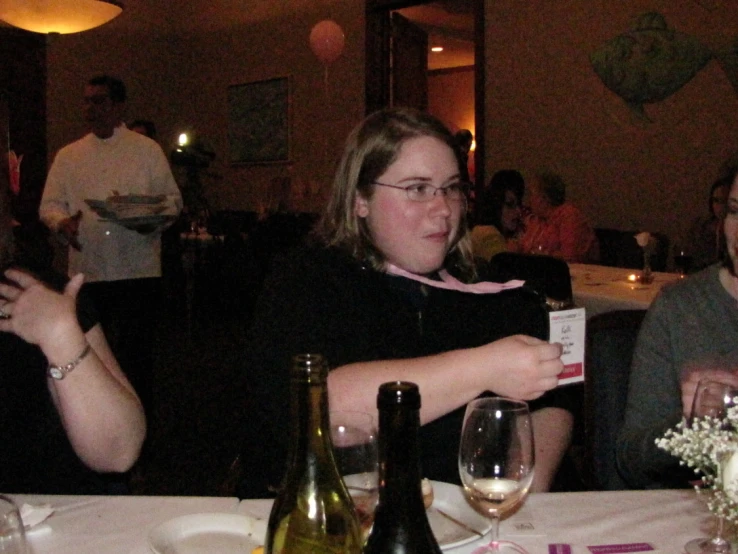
309, 20, 345, 65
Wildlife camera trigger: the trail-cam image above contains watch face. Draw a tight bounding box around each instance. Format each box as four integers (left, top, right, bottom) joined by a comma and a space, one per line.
49, 367, 64, 380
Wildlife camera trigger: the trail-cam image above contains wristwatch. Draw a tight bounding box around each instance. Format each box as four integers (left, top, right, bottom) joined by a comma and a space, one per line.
48, 343, 92, 380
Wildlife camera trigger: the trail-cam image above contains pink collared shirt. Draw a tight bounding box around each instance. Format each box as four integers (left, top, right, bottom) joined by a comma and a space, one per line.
518, 202, 599, 263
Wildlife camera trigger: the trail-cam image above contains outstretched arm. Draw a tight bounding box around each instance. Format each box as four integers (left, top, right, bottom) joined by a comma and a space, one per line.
328, 335, 563, 425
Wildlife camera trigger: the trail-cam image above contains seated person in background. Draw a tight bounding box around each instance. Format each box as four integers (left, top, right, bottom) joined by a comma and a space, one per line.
471, 169, 525, 260
517, 170, 598, 263
688, 175, 730, 272
616, 165, 738, 489
240, 108, 573, 498
0, 181, 146, 494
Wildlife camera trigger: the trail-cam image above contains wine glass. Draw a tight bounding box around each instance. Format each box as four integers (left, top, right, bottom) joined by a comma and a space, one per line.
330, 411, 379, 538
0, 495, 28, 554
458, 397, 535, 554
684, 379, 738, 554
673, 246, 693, 277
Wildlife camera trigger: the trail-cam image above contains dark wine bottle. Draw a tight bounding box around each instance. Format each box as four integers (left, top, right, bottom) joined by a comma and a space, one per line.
265, 353, 362, 554
363, 381, 443, 554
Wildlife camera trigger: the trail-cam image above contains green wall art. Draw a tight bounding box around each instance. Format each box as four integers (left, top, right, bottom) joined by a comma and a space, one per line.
591, 12, 738, 121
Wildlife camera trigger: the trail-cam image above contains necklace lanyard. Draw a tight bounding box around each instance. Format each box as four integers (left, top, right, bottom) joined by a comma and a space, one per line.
385, 264, 524, 294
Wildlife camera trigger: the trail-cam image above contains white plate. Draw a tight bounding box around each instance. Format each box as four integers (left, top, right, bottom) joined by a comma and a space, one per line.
428, 480, 491, 550
148, 513, 266, 554
148, 483, 489, 553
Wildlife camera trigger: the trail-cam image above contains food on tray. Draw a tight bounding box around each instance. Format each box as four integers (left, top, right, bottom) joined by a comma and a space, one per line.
85, 195, 169, 222
105, 193, 166, 205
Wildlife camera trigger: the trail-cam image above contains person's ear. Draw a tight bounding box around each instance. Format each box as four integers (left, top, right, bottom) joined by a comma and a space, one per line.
355, 194, 369, 218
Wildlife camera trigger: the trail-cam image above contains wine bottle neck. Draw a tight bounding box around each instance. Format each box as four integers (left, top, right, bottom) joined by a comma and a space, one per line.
289, 381, 333, 463
377, 408, 424, 501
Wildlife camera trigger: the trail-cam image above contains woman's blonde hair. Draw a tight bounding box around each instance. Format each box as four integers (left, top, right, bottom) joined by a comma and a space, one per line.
314, 107, 476, 279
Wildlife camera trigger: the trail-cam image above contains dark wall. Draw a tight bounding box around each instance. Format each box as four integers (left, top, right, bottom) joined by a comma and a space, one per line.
0, 27, 47, 223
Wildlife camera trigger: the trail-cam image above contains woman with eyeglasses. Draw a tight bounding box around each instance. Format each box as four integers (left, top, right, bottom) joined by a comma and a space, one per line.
240, 107, 573, 498
471, 169, 526, 261
617, 164, 738, 489
688, 175, 731, 272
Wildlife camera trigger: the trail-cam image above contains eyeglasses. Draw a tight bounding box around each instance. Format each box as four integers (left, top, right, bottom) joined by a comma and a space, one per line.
372, 181, 469, 202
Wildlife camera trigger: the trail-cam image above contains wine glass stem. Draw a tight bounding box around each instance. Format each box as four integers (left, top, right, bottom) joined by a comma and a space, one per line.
711, 516, 729, 550
472, 516, 502, 554
490, 515, 500, 550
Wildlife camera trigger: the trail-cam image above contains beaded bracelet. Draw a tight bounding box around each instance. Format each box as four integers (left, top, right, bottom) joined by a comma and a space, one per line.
47, 342, 92, 380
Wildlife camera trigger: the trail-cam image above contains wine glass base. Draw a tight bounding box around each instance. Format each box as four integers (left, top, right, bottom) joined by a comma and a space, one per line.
684, 537, 731, 554
472, 540, 530, 554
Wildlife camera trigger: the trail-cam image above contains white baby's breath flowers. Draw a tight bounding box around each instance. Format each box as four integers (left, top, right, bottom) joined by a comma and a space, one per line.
656, 403, 738, 523
634, 232, 656, 257
634, 232, 652, 249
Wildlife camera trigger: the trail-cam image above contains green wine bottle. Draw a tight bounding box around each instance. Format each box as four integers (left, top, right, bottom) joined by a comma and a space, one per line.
265, 353, 363, 554
362, 381, 443, 554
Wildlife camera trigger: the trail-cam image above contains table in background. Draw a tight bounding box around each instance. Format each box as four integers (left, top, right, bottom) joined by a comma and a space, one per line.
569, 263, 681, 318
8, 489, 717, 553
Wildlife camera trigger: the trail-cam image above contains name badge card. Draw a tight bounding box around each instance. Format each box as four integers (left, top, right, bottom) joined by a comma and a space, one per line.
549, 308, 586, 385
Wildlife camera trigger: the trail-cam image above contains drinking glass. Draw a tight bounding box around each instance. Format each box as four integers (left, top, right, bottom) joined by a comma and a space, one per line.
673, 246, 693, 277
684, 379, 738, 554
458, 397, 535, 554
0, 495, 28, 554
330, 410, 379, 538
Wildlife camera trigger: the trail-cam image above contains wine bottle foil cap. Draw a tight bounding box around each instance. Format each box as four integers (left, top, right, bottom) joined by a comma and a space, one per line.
377, 381, 421, 409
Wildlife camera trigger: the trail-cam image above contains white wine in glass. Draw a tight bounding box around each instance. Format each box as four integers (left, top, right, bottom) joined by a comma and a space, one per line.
684, 379, 737, 554
458, 397, 535, 554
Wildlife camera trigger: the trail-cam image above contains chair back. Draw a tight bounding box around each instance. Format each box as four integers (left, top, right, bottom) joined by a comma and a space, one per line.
488, 252, 573, 306
584, 309, 646, 490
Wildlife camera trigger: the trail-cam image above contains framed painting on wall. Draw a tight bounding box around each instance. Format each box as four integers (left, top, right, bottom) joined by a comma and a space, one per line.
227, 76, 290, 164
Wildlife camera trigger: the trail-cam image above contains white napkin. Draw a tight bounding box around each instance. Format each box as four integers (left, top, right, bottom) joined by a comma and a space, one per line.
20, 503, 54, 537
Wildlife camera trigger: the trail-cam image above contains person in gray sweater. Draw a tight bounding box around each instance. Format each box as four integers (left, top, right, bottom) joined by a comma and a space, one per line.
617, 166, 738, 489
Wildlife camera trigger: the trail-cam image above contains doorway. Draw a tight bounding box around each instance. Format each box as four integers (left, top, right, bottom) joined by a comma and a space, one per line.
364, 0, 485, 191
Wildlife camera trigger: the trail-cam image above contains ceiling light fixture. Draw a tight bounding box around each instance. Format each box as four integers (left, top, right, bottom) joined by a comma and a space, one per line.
0, 0, 123, 35
431, 46, 444, 53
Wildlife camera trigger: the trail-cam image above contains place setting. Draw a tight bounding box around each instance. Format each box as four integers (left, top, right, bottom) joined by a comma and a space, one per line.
146, 407, 528, 554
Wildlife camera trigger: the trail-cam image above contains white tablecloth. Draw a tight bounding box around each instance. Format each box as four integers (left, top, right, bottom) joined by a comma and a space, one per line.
7, 494, 239, 554
7, 489, 718, 553
238, 489, 715, 553
569, 263, 681, 318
